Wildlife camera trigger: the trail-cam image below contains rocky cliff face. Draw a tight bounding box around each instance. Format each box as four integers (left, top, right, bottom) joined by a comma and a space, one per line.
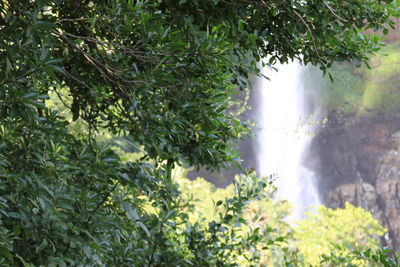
307, 111, 400, 249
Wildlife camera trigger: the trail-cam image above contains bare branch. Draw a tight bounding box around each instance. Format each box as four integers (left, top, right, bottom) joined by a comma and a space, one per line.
323, 2, 348, 23
56, 17, 90, 23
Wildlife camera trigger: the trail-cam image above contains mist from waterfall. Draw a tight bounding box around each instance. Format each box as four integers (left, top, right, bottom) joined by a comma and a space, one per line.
254, 62, 321, 219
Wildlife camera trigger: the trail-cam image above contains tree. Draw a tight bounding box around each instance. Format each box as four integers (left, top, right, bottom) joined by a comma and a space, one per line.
294, 203, 386, 266
0, 0, 398, 266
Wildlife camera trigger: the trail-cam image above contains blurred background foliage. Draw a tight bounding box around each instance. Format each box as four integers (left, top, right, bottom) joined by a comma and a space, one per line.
174, 167, 386, 266
303, 41, 400, 116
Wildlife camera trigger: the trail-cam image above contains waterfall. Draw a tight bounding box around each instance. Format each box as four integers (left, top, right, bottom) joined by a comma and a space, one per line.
254, 61, 321, 219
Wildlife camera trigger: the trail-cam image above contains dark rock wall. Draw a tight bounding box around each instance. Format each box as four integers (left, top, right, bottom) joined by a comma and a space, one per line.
308, 111, 400, 249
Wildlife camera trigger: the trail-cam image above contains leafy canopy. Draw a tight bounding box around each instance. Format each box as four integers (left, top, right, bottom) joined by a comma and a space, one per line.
0, 0, 397, 169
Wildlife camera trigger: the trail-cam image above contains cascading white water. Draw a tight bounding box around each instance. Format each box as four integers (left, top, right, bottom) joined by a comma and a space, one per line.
255, 61, 320, 219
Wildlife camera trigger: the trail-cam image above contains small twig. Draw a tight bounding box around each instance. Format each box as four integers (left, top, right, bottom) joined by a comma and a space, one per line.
62, 181, 119, 255
53, 30, 139, 98
323, 2, 348, 23
0, 69, 37, 86
52, 89, 71, 110
85, 181, 120, 225
56, 17, 90, 23
289, 3, 322, 60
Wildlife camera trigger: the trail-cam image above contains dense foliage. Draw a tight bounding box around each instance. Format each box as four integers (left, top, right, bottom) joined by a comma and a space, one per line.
178, 174, 388, 266
0, 0, 399, 266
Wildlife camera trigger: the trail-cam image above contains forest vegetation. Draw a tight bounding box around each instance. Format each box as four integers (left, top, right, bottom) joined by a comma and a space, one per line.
0, 0, 400, 266
304, 41, 400, 116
